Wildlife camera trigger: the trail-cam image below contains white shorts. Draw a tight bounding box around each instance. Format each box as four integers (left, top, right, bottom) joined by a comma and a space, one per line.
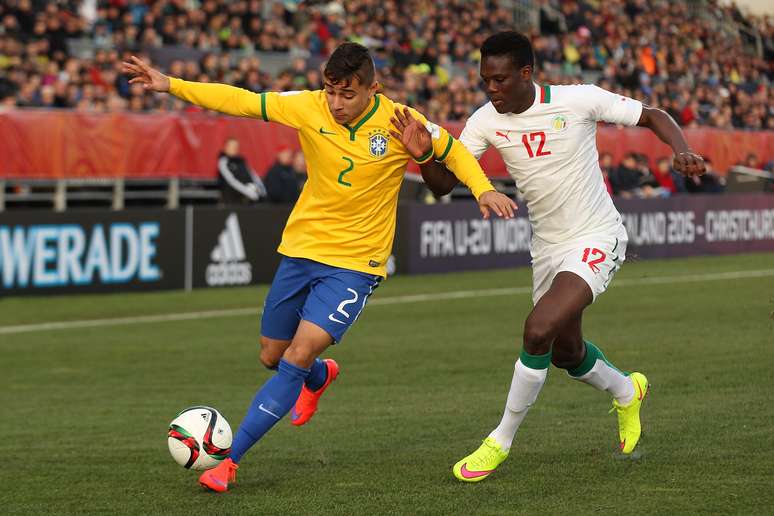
531, 225, 628, 305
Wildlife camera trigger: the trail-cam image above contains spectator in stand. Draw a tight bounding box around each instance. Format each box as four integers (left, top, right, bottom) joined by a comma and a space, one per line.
264, 146, 300, 204
634, 154, 670, 198
609, 153, 642, 198
743, 152, 762, 171
685, 157, 726, 194
217, 137, 267, 205
292, 150, 308, 190
0, 0, 769, 130
653, 157, 682, 195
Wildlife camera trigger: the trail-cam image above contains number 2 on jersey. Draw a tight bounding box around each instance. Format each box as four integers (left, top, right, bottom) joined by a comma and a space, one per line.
521, 131, 551, 158
338, 156, 354, 187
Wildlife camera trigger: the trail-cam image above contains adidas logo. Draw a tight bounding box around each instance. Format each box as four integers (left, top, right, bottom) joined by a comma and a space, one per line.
205, 213, 252, 286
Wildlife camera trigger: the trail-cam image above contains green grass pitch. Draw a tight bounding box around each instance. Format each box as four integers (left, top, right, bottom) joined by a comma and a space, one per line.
2, 252, 773, 515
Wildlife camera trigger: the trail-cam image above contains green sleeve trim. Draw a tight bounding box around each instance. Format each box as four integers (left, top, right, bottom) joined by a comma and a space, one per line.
414, 147, 435, 164
436, 134, 454, 162
260, 93, 268, 122
519, 349, 552, 370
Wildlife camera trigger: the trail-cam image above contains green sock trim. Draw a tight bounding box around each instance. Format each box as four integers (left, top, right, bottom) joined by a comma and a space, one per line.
568, 341, 627, 377
568, 341, 601, 377
519, 349, 552, 370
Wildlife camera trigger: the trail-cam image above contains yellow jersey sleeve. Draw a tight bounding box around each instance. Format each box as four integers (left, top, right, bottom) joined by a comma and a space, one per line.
167, 78, 312, 129
403, 106, 495, 200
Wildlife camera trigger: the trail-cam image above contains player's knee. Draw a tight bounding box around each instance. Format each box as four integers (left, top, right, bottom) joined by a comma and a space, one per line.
283, 343, 319, 369
522, 316, 553, 355
259, 347, 280, 370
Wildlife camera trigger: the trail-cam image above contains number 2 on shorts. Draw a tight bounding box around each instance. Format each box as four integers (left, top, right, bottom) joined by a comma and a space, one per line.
328, 288, 359, 324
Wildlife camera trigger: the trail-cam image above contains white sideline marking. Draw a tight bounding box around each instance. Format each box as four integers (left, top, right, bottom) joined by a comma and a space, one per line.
0, 308, 259, 335
1, 268, 772, 336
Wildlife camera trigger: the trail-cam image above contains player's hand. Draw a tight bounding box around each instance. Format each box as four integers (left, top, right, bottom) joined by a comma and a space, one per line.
389, 107, 433, 161
478, 190, 518, 220
673, 151, 706, 177
122, 55, 171, 93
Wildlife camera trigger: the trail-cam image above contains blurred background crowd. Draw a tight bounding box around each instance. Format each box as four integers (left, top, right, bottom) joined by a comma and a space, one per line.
0, 0, 770, 130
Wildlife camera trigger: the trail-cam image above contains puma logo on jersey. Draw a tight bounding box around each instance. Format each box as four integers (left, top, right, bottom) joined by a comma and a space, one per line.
495, 131, 511, 141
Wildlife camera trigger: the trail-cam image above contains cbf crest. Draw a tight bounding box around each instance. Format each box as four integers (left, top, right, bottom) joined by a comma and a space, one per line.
368, 129, 390, 159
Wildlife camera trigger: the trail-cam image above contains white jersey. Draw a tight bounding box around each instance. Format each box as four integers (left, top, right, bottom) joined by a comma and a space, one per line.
459, 83, 643, 244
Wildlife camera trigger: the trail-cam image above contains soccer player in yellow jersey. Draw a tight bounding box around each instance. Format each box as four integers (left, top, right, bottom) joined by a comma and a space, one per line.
123, 42, 516, 492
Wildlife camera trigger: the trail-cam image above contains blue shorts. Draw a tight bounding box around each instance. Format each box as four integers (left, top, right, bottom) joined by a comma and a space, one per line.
261, 257, 382, 343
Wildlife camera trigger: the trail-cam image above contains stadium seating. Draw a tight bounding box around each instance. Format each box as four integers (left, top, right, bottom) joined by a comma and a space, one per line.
0, 0, 769, 129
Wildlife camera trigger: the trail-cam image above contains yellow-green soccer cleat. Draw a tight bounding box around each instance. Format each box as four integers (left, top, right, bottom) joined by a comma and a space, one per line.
452, 437, 509, 482
611, 372, 649, 454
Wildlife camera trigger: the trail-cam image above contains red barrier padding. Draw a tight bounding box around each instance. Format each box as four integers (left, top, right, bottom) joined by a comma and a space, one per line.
1, 110, 770, 179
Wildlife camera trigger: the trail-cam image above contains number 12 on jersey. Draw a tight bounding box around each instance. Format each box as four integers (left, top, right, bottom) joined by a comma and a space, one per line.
521, 131, 551, 158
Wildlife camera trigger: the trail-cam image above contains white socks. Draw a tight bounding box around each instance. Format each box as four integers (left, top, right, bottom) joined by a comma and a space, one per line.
568, 342, 635, 405
488, 359, 548, 450
487, 343, 635, 451
571, 359, 634, 405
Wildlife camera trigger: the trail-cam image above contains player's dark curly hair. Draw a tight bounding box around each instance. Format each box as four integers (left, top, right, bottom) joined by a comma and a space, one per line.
324, 42, 375, 87
481, 31, 534, 69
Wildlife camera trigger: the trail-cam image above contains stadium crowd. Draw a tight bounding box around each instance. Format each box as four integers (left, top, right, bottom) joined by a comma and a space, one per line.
0, 0, 771, 131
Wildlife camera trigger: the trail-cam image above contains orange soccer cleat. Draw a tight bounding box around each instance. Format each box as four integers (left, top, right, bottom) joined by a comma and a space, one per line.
199, 458, 238, 493
290, 359, 340, 426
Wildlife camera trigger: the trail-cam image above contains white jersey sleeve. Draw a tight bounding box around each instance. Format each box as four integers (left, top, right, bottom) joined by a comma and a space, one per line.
581, 86, 643, 126
458, 112, 491, 160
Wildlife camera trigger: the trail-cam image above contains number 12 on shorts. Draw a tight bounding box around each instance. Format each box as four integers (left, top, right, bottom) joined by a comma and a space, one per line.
581, 247, 606, 273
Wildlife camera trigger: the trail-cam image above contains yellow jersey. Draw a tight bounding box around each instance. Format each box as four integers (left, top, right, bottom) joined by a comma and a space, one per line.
169, 79, 495, 276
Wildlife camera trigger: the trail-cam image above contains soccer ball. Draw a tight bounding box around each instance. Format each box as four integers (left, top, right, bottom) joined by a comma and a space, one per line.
167, 406, 233, 470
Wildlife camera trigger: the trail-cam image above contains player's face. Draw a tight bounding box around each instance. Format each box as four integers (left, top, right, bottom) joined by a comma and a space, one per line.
324, 77, 378, 125
480, 55, 533, 114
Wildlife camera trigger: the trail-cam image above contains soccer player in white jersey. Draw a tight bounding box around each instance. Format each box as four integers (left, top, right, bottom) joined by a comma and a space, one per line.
389, 31, 705, 482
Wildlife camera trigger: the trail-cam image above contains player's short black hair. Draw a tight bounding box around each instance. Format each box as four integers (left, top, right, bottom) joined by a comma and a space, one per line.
324, 42, 375, 88
481, 31, 534, 69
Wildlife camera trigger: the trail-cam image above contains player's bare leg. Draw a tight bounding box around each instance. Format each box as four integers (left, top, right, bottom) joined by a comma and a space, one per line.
282, 321, 334, 368
259, 336, 291, 370
487, 272, 591, 445
549, 314, 584, 370
454, 273, 590, 481
553, 303, 648, 455
201, 322, 332, 492
260, 334, 339, 426
283, 323, 340, 426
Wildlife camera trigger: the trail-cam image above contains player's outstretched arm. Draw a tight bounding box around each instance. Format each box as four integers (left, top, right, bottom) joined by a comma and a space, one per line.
387, 107, 459, 195
389, 107, 516, 219
637, 106, 706, 177
123, 55, 171, 92
122, 55, 263, 118
419, 160, 459, 197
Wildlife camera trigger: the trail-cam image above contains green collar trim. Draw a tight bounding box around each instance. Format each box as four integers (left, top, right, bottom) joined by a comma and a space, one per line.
344, 95, 381, 141
540, 84, 551, 104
